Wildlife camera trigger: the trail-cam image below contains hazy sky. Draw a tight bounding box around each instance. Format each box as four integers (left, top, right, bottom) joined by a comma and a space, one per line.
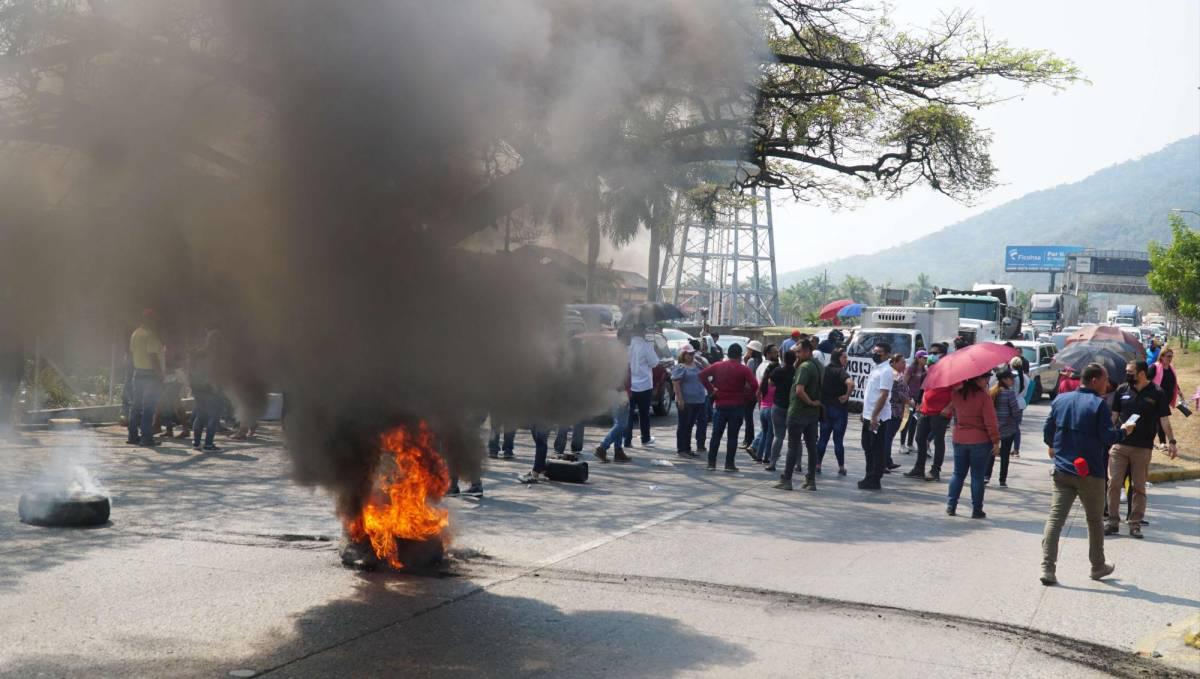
770, 0, 1200, 274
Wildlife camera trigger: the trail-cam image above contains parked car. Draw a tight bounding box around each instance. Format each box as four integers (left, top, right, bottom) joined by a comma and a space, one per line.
713, 334, 751, 353
994, 340, 1059, 402
661, 328, 696, 355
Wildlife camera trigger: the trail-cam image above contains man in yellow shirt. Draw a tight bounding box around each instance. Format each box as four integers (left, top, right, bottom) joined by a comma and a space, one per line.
127, 310, 165, 446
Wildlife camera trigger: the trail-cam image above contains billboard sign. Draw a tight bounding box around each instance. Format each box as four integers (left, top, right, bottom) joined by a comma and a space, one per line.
1004, 245, 1083, 272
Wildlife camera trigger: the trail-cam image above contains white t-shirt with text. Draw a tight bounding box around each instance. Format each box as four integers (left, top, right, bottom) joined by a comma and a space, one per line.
863, 360, 895, 421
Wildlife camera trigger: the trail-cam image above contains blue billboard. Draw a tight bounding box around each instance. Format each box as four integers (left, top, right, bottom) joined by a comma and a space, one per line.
1004, 245, 1084, 272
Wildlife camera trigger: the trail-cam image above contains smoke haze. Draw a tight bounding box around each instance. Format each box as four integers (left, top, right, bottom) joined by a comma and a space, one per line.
0, 1, 760, 516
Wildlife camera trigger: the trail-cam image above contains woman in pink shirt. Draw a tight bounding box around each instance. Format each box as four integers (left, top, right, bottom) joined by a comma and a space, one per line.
945, 372, 1000, 519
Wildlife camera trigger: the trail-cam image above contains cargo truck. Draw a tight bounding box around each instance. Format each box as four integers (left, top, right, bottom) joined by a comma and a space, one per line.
1114, 304, 1141, 327
846, 306, 959, 404
1029, 293, 1079, 331
933, 286, 1022, 344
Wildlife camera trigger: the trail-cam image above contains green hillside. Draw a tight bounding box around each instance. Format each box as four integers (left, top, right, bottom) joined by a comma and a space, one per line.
778, 135, 1200, 290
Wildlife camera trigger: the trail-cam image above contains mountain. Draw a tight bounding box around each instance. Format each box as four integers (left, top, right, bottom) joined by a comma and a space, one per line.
777, 135, 1200, 290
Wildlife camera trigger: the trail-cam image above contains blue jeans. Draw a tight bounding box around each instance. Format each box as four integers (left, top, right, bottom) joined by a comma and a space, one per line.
554, 421, 586, 454
707, 405, 744, 468
695, 396, 712, 450
1013, 428, 1022, 452
817, 403, 848, 467
600, 401, 629, 452
127, 369, 161, 445
530, 428, 551, 473
676, 402, 703, 452
754, 405, 773, 461
191, 387, 221, 448
947, 442, 992, 514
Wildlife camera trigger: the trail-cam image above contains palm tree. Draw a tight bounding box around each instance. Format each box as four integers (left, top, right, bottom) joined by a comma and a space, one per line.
839, 275, 872, 304
910, 272, 935, 304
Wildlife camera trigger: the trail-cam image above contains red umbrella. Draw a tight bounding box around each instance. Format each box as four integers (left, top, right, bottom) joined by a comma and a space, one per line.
818, 299, 856, 320
923, 343, 1019, 391
1065, 325, 1144, 357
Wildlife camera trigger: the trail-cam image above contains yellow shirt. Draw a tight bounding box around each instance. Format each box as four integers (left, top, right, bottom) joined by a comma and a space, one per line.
130, 326, 164, 372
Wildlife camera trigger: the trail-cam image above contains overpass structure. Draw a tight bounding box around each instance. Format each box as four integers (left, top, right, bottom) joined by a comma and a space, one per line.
1063, 249, 1153, 295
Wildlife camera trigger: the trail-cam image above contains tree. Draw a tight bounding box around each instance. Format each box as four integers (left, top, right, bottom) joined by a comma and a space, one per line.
838, 275, 872, 304
1148, 214, 1200, 326
909, 273, 935, 305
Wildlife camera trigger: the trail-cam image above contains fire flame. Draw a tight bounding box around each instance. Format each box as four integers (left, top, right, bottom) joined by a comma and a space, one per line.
344, 424, 451, 569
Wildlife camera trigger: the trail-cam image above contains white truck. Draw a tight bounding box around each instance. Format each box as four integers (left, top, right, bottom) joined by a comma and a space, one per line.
1029, 293, 1079, 331
846, 306, 960, 404
933, 285, 1023, 344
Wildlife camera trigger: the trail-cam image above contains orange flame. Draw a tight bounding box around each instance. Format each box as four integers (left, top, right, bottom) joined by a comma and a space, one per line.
344, 424, 450, 569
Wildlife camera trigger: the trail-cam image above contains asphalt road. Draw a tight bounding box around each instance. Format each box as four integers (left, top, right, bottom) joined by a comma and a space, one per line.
1, 403, 1197, 678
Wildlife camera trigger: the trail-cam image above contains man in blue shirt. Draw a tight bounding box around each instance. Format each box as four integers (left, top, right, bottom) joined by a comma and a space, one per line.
1039, 363, 1135, 586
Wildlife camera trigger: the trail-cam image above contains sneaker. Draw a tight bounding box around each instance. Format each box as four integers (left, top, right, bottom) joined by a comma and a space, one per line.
1129, 525, 1143, 539
838, 467, 847, 476
983, 477, 991, 485
202, 444, 221, 452
501, 452, 515, 460
1104, 524, 1119, 536
998, 480, 1007, 487
887, 463, 901, 470
925, 473, 940, 482
1011, 451, 1021, 458
740, 442, 753, 451
594, 446, 609, 463
518, 471, 543, 485
676, 450, 693, 459
1039, 571, 1058, 586
971, 510, 987, 519
614, 450, 633, 463
801, 477, 816, 491
946, 506, 956, 516
684, 450, 698, 458
193, 442, 201, 450
724, 465, 739, 473
639, 437, 657, 447
464, 483, 484, 497
857, 480, 881, 490
774, 479, 793, 491
705, 465, 717, 472
488, 452, 499, 459
1089, 563, 1116, 580
126, 439, 139, 445
903, 469, 924, 478
763, 464, 777, 472
447, 482, 461, 496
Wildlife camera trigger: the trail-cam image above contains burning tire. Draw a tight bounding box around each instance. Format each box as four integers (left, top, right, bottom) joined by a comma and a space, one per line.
18, 492, 111, 528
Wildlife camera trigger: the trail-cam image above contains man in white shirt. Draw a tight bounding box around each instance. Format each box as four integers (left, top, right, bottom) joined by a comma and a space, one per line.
858, 341, 894, 490
625, 326, 659, 447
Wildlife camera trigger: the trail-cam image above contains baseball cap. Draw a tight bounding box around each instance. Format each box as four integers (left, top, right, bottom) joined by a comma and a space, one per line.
915, 350, 928, 359
790, 329, 801, 338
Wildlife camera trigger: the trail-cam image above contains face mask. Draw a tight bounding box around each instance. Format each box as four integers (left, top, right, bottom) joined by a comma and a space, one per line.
927, 355, 939, 365
1126, 373, 1137, 386
871, 353, 885, 364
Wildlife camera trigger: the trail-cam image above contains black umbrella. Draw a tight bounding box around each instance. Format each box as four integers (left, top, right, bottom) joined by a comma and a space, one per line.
622, 302, 686, 328
1051, 340, 1136, 385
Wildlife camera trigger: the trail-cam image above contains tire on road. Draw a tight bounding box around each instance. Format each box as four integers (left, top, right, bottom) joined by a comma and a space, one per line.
18, 492, 111, 527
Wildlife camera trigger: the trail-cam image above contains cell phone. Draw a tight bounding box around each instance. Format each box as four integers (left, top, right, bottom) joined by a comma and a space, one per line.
1124, 414, 1140, 427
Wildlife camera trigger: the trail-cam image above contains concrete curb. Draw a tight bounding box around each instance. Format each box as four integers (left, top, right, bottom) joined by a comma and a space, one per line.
1148, 467, 1200, 484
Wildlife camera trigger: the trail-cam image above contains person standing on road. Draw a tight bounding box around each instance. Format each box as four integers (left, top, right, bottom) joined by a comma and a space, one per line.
899, 350, 928, 452
752, 344, 779, 463
626, 325, 659, 448
188, 330, 224, 452
765, 349, 798, 472
906, 345, 951, 481
944, 372, 1000, 519
816, 348, 853, 476
740, 340, 764, 451
1106, 360, 1177, 539
127, 309, 166, 447
1151, 346, 1181, 451
1008, 356, 1029, 457
882, 353, 911, 473
699, 343, 758, 472
857, 342, 894, 490
775, 339, 822, 491
985, 367, 1021, 487
780, 329, 801, 355
1040, 362, 1128, 585
688, 339, 712, 453
671, 345, 707, 458
594, 377, 632, 464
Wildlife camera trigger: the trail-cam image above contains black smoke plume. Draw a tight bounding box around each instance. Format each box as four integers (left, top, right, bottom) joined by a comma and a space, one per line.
0, 1, 760, 517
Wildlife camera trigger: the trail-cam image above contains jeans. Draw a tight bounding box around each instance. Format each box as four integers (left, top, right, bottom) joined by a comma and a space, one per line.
707, 405, 744, 468
768, 405, 788, 465
488, 421, 516, 456
914, 413, 948, 474
553, 421, 586, 454
782, 415, 819, 481
986, 435, 1015, 483
530, 428, 551, 473
127, 369, 161, 445
754, 405, 773, 461
1042, 471, 1107, 573
742, 402, 756, 445
191, 387, 221, 448
676, 402, 703, 452
600, 401, 630, 451
695, 396, 712, 450
882, 416, 901, 465
624, 388, 653, 446
947, 442, 992, 514
817, 402, 848, 468
901, 406, 919, 447
859, 420, 887, 485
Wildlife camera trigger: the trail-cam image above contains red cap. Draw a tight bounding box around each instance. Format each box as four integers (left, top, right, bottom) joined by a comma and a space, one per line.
791, 330, 801, 338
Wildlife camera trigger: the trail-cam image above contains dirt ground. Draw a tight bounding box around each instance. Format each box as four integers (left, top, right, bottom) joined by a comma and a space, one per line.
1150, 340, 1199, 475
